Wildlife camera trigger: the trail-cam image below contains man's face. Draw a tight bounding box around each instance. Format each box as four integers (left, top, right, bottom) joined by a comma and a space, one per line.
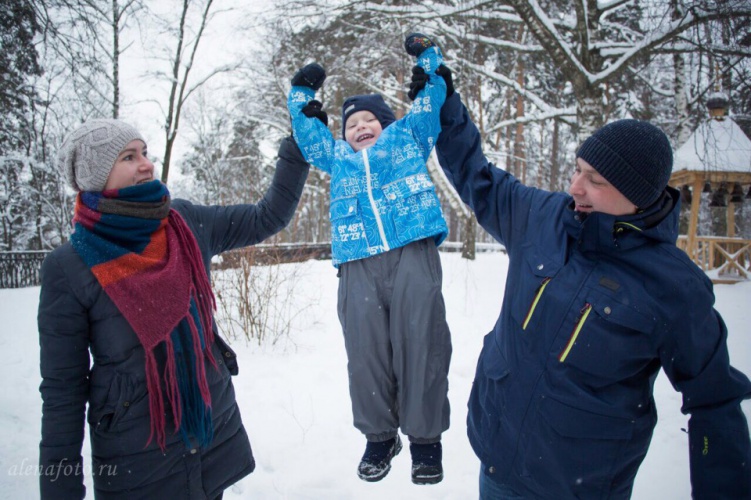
344, 111, 383, 152
568, 158, 638, 216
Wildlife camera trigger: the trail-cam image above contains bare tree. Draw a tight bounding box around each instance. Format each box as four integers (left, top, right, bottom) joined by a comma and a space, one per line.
148, 0, 240, 183
35, 0, 145, 118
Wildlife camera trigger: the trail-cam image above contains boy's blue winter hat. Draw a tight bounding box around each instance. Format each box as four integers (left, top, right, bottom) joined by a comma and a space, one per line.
341, 94, 396, 138
577, 119, 673, 208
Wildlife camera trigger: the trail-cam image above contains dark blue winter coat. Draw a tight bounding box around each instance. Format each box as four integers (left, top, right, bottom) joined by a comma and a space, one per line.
436, 93, 751, 499
37, 137, 309, 499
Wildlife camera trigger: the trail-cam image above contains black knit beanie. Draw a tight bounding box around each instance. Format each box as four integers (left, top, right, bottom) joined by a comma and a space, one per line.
577, 119, 673, 208
341, 94, 396, 139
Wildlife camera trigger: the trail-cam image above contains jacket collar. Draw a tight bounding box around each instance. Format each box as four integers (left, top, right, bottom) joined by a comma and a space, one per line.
564, 187, 680, 255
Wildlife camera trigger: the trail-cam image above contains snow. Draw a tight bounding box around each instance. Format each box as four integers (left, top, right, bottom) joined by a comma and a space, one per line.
2, 252, 750, 499
674, 117, 751, 173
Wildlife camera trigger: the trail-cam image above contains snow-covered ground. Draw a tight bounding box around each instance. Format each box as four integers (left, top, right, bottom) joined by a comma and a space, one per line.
2, 251, 749, 499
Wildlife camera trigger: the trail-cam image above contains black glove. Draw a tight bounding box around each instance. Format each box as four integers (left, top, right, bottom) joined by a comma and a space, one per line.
407, 64, 454, 101
408, 67, 429, 101
291, 63, 326, 91
404, 32, 436, 57
436, 64, 454, 97
301, 99, 328, 126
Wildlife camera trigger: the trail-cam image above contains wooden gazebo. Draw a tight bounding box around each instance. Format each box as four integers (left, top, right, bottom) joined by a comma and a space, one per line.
669, 95, 751, 283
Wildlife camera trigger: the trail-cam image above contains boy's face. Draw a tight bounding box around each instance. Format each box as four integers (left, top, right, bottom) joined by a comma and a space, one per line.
345, 111, 383, 152
569, 158, 638, 216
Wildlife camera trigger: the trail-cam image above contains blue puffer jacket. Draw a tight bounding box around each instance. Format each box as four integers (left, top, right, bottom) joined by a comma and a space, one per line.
38, 137, 309, 499
288, 47, 448, 266
436, 93, 751, 499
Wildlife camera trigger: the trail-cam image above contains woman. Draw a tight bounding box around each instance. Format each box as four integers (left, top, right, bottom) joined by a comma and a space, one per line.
38, 119, 309, 499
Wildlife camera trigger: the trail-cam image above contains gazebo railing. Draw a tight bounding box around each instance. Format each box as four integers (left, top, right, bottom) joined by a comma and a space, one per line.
677, 236, 751, 283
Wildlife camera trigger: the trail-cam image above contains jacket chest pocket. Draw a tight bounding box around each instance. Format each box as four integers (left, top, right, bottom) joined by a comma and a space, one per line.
509, 246, 562, 335
555, 288, 657, 382
381, 174, 441, 242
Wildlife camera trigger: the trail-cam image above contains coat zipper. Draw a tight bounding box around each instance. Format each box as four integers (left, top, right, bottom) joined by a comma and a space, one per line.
522, 277, 551, 330
363, 149, 390, 252
559, 303, 592, 362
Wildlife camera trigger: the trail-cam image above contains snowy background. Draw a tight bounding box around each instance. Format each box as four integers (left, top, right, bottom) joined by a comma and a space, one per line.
1, 251, 749, 499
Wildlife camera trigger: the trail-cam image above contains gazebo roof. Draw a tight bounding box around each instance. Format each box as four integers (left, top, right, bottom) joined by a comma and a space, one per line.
674, 117, 751, 173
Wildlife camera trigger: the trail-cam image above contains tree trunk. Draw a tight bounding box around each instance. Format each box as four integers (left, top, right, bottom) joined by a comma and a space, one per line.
461, 212, 476, 260
550, 119, 561, 191
672, 0, 691, 147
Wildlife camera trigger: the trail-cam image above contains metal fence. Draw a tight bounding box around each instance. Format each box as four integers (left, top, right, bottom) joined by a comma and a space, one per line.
0, 251, 48, 289
0, 245, 333, 289
0, 242, 506, 289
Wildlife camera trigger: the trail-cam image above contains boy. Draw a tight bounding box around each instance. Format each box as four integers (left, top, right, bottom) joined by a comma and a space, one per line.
287, 33, 452, 485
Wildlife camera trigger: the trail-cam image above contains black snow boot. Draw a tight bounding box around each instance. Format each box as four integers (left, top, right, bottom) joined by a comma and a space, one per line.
357, 435, 403, 482
410, 441, 443, 485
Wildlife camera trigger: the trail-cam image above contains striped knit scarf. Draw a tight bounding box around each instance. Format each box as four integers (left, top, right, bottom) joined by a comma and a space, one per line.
70, 180, 216, 451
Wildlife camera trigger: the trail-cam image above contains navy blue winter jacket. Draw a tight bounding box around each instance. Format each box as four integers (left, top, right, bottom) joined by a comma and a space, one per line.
38, 137, 309, 499
436, 93, 751, 499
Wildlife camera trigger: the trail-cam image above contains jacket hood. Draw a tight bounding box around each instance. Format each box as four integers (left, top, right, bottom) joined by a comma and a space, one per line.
564, 186, 680, 255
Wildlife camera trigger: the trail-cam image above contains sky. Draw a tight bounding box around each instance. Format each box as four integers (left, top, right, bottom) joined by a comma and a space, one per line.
1, 251, 750, 499
115, 0, 271, 184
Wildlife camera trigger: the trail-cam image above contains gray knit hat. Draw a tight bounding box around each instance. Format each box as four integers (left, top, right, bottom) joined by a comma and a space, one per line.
59, 118, 145, 192
577, 119, 673, 208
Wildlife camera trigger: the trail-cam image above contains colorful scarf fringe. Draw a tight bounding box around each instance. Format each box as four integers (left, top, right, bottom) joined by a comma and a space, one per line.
70, 180, 216, 450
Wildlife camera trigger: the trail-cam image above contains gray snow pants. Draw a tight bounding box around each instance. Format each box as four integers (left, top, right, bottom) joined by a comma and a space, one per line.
337, 238, 452, 444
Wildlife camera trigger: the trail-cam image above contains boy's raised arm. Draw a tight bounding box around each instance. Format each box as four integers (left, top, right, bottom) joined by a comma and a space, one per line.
402, 33, 447, 160
288, 63, 336, 173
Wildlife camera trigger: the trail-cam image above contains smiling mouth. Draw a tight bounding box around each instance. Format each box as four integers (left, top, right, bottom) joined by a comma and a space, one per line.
356, 133, 374, 143
137, 178, 153, 185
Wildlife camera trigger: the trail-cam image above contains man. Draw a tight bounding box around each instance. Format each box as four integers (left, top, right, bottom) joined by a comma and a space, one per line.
417, 67, 751, 499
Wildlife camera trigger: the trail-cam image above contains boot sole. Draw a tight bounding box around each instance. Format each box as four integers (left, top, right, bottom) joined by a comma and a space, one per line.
412, 471, 444, 485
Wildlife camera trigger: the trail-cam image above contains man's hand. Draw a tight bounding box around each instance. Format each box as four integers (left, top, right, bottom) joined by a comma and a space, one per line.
301, 99, 328, 126
407, 64, 454, 101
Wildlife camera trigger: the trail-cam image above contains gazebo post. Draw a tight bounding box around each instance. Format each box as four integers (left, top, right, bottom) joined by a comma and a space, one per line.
688, 177, 703, 261
727, 200, 736, 238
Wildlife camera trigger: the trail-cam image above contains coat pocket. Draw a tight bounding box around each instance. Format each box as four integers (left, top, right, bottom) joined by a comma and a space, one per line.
89, 372, 148, 435
330, 196, 373, 249
469, 333, 511, 451
381, 174, 441, 243
519, 396, 634, 496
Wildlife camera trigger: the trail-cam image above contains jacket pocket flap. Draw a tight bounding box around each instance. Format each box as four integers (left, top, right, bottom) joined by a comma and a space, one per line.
585, 288, 655, 334
481, 333, 511, 381
520, 243, 561, 279
540, 397, 633, 440
381, 173, 434, 201
330, 197, 359, 220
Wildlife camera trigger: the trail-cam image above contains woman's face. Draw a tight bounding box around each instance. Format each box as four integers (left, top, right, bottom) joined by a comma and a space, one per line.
344, 111, 383, 152
568, 158, 638, 216
104, 140, 155, 190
